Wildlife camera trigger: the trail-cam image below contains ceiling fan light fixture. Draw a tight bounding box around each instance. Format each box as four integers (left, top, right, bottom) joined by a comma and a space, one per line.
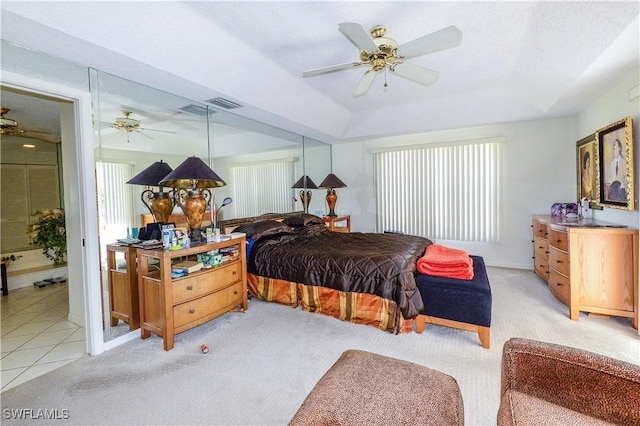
113, 111, 140, 133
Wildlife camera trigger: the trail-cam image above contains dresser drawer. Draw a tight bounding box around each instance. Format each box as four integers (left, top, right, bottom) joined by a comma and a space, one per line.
533, 237, 549, 259
549, 246, 570, 276
173, 281, 243, 329
548, 227, 568, 251
534, 258, 549, 280
548, 269, 570, 306
533, 221, 548, 239
173, 261, 242, 303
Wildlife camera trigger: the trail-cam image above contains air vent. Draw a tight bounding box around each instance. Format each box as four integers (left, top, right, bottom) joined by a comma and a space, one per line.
205, 97, 242, 110
179, 104, 210, 117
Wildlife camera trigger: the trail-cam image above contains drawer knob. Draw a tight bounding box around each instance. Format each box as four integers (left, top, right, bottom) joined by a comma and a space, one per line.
234, 290, 238, 295
187, 286, 193, 291
189, 309, 195, 314
232, 271, 237, 275
556, 260, 562, 263
556, 283, 562, 286
556, 239, 562, 243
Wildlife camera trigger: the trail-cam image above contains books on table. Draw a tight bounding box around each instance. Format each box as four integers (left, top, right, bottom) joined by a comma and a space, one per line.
172, 260, 204, 274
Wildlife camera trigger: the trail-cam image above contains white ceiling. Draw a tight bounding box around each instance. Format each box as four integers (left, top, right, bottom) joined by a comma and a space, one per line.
1, 1, 639, 144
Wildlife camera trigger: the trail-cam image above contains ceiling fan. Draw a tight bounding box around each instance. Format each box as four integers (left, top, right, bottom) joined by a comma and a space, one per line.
0, 107, 61, 143
302, 23, 463, 97
108, 110, 176, 142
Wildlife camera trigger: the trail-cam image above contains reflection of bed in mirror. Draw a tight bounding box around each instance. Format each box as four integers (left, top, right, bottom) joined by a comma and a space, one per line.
220, 213, 432, 333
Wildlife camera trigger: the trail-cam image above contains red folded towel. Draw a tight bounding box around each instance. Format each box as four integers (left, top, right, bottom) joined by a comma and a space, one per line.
417, 244, 474, 280
418, 258, 474, 280
420, 244, 472, 267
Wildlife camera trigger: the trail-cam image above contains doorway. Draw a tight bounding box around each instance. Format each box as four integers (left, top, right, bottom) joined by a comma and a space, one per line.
1, 71, 103, 358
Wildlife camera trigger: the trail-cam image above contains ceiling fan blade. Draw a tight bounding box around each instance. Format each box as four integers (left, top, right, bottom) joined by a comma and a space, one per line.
354, 70, 379, 97
134, 130, 154, 140
303, 62, 364, 78
391, 63, 439, 86
139, 127, 177, 134
339, 22, 378, 52
15, 130, 61, 143
396, 25, 463, 59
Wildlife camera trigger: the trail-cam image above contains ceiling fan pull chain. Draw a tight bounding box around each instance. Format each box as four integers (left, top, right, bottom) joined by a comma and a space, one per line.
384, 68, 388, 89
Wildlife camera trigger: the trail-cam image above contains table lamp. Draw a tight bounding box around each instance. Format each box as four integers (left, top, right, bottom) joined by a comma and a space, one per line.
292, 175, 318, 213
159, 156, 226, 243
126, 160, 174, 223
319, 173, 347, 218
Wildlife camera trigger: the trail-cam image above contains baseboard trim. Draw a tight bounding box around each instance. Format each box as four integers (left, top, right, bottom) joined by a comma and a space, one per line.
103, 331, 140, 351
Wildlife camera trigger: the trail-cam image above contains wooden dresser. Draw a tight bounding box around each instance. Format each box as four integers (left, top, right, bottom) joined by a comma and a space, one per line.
532, 215, 638, 329
137, 237, 247, 350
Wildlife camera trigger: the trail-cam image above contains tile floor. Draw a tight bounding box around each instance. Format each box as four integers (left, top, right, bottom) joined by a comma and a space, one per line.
1, 282, 85, 392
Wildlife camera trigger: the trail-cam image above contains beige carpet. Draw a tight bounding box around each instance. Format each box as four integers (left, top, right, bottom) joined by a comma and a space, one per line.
1, 267, 639, 425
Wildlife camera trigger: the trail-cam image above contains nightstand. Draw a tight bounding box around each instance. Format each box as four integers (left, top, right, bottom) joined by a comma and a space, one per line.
106, 244, 139, 330
323, 215, 350, 233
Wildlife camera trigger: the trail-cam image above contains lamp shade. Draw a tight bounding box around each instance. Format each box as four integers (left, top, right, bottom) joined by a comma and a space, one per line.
159, 156, 226, 189
126, 160, 173, 186
319, 173, 347, 189
291, 175, 318, 189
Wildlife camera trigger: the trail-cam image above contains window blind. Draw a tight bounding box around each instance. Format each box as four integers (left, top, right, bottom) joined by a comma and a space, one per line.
96, 161, 135, 240
229, 160, 295, 218
373, 140, 501, 242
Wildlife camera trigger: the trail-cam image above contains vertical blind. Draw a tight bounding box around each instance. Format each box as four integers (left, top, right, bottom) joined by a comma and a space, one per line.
96, 161, 135, 242
373, 140, 501, 242
229, 160, 295, 218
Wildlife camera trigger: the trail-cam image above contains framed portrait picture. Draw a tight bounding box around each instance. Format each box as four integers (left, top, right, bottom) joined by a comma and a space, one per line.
576, 133, 597, 203
596, 116, 634, 211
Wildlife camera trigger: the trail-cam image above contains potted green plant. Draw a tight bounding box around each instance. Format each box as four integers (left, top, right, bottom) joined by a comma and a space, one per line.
26, 208, 67, 265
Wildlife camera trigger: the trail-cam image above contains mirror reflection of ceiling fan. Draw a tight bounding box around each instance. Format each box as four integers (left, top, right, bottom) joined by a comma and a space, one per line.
0, 107, 61, 143
107, 110, 177, 142
303, 23, 463, 97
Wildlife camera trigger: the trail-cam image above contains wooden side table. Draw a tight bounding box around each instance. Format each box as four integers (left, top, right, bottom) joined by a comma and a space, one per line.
107, 244, 140, 330
323, 215, 351, 233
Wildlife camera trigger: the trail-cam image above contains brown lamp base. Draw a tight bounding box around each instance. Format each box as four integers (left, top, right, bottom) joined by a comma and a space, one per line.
326, 189, 338, 217
142, 190, 175, 224
177, 188, 211, 245
300, 189, 312, 214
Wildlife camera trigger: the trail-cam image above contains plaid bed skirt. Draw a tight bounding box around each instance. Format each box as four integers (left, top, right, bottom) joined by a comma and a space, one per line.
247, 273, 413, 333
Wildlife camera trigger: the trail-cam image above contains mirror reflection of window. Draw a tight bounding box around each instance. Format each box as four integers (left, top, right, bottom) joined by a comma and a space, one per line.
228, 159, 297, 217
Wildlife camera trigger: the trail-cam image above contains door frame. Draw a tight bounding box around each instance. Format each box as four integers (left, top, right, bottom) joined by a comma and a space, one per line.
1, 71, 104, 354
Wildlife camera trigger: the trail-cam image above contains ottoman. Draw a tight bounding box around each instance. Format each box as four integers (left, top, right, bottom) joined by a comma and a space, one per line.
415, 255, 492, 348
289, 349, 464, 426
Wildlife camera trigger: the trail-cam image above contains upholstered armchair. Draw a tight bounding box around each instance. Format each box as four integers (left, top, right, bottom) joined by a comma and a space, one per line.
498, 337, 640, 425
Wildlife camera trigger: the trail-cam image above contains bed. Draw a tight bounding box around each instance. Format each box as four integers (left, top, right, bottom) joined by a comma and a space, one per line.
220, 213, 431, 333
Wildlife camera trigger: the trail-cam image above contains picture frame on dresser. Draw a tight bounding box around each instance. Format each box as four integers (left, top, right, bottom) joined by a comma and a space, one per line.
576, 133, 597, 204
596, 116, 635, 211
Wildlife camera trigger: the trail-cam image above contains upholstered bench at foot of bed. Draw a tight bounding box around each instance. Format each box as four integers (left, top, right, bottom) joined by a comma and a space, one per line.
289, 349, 464, 426
415, 255, 492, 349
